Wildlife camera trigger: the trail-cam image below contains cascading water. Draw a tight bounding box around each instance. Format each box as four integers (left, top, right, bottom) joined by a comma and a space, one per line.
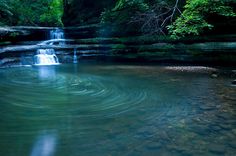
34, 49, 59, 65
50, 28, 65, 40
34, 28, 64, 65
73, 48, 78, 64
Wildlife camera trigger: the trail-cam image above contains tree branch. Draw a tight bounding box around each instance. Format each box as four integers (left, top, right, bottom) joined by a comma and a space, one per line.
130, 0, 182, 35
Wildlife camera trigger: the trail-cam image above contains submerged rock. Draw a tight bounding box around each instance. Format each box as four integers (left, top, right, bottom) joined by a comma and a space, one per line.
208, 144, 226, 154
211, 73, 218, 78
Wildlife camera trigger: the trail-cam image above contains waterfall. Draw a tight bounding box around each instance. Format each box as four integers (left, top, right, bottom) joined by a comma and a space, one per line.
50, 28, 64, 39
49, 28, 65, 45
34, 28, 64, 65
73, 48, 78, 64
34, 49, 59, 66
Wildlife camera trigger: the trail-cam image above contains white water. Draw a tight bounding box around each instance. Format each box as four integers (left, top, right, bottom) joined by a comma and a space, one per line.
34, 49, 59, 66
50, 29, 64, 39
73, 48, 78, 64
34, 29, 64, 65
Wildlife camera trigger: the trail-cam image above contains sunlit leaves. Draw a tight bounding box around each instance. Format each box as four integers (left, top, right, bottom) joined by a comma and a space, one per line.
168, 0, 236, 39
0, 0, 63, 26
39, 0, 64, 26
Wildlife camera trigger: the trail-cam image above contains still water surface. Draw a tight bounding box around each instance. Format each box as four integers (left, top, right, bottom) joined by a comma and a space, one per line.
0, 64, 235, 156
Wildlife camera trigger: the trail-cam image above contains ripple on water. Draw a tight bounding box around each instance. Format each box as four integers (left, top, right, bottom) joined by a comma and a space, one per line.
0, 67, 148, 118
0, 65, 236, 156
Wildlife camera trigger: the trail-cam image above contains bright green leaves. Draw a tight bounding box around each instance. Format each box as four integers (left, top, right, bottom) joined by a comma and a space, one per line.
39, 0, 64, 26
0, 0, 64, 26
167, 10, 213, 39
168, 0, 236, 39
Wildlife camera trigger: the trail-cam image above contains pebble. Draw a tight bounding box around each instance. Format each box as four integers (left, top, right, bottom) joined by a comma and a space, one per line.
164, 66, 216, 73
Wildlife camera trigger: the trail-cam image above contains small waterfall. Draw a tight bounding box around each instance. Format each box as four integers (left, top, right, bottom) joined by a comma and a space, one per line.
34, 49, 59, 66
50, 28, 65, 45
73, 48, 78, 64
34, 28, 64, 65
50, 28, 64, 39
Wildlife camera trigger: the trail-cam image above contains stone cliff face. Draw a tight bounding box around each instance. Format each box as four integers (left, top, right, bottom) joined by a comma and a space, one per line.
63, 0, 115, 26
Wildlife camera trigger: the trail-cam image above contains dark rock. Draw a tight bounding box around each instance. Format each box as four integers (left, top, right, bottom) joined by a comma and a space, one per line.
229, 140, 236, 148
0, 27, 29, 37
219, 124, 232, 130
208, 144, 226, 154
0, 26, 51, 42
211, 73, 218, 78
146, 142, 162, 150
210, 71, 219, 78
0, 58, 20, 67
199, 104, 214, 111
232, 80, 236, 85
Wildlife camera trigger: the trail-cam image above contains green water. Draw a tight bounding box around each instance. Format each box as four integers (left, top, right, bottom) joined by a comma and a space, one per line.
0, 64, 235, 156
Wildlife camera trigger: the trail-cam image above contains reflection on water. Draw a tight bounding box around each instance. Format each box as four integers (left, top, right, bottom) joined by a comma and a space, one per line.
31, 131, 57, 156
37, 66, 56, 80
0, 64, 235, 156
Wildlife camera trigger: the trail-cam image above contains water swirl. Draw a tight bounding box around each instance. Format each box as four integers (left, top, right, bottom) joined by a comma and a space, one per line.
0, 64, 235, 156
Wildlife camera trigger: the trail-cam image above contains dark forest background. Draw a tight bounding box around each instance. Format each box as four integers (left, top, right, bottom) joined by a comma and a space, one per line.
1, 0, 236, 38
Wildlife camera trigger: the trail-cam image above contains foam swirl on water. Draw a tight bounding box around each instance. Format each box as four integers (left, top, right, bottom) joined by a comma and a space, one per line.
0, 66, 148, 117
0, 64, 235, 156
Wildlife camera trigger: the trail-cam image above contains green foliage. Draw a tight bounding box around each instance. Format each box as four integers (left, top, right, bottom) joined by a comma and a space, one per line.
0, 0, 63, 26
112, 44, 127, 49
39, 0, 64, 26
168, 0, 236, 39
9, 32, 20, 37
0, 0, 13, 26
101, 0, 149, 24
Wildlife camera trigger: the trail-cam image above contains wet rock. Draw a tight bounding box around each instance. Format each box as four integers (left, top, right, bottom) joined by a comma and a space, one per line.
199, 104, 214, 111
0, 27, 29, 36
208, 144, 226, 154
146, 142, 162, 150
211, 73, 218, 78
216, 113, 231, 120
232, 129, 236, 135
229, 141, 236, 148
219, 124, 232, 130
225, 131, 235, 139
211, 125, 222, 131
190, 126, 209, 136
0, 58, 21, 67
232, 80, 236, 85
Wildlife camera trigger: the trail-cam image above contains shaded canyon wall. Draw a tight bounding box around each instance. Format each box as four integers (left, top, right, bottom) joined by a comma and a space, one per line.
62, 0, 116, 26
